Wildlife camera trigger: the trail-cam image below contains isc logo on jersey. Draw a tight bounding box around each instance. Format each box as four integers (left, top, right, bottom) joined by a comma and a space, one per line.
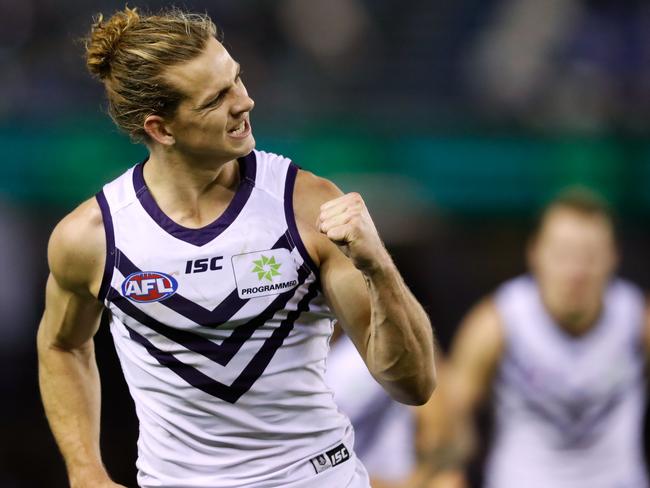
121, 271, 178, 303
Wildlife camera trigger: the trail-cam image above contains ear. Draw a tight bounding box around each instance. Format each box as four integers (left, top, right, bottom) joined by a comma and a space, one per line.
143, 115, 175, 146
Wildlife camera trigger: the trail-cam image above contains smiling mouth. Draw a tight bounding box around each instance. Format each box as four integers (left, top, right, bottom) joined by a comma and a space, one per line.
228, 119, 251, 138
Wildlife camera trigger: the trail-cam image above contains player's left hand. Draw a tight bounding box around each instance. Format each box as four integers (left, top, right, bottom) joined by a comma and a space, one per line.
318, 192, 391, 274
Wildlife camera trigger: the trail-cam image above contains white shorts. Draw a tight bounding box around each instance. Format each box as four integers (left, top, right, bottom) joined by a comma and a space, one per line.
138, 429, 370, 488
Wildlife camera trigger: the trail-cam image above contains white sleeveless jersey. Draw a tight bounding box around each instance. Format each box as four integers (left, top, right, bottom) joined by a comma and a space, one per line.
96, 150, 370, 488
326, 334, 416, 483
486, 275, 648, 488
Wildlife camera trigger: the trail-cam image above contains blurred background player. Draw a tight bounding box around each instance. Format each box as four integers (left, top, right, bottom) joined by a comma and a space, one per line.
437, 188, 649, 487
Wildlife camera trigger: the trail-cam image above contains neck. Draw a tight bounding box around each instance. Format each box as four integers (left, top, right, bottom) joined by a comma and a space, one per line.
544, 295, 603, 337
142, 148, 243, 228
146, 145, 240, 195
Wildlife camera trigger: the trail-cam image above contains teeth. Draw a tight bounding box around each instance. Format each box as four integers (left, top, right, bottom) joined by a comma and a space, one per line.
230, 121, 245, 135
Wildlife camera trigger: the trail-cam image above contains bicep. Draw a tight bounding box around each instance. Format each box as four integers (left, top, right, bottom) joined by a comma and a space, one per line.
38, 204, 106, 351
448, 298, 504, 415
291, 169, 373, 355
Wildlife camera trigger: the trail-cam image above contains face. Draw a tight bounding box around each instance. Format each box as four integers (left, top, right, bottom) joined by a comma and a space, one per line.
161, 37, 255, 163
528, 207, 618, 321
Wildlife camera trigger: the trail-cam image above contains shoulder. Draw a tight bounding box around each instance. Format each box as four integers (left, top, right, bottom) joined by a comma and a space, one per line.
48, 197, 106, 296
608, 277, 650, 349
453, 296, 505, 357
609, 277, 646, 306
462, 297, 503, 334
494, 274, 534, 299
289, 169, 345, 268
293, 169, 344, 224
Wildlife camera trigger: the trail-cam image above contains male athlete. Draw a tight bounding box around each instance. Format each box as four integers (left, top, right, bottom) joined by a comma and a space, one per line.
439, 190, 649, 487
36, 7, 435, 488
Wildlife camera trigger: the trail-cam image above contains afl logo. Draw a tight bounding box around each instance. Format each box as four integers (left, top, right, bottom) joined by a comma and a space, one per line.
121, 271, 178, 303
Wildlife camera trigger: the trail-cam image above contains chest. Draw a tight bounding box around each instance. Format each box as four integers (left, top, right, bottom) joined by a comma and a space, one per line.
108, 190, 309, 327
501, 325, 642, 413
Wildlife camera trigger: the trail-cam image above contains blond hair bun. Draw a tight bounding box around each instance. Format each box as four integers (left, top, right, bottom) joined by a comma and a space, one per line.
85, 7, 140, 80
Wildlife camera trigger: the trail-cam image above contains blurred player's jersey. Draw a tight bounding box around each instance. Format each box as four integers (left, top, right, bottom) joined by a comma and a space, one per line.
96, 150, 369, 488
326, 334, 416, 483
487, 275, 648, 488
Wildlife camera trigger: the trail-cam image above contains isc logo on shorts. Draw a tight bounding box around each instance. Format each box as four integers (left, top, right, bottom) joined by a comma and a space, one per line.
121, 271, 178, 303
309, 443, 350, 474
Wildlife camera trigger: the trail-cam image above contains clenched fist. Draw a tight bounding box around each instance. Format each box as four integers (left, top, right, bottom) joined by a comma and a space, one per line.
317, 192, 391, 274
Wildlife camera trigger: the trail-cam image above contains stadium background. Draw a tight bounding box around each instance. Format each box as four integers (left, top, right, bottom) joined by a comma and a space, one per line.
1, 0, 649, 486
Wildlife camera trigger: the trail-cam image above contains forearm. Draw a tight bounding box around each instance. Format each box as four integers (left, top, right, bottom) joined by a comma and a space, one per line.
37, 329, 107, 485
363, 258, 435, 405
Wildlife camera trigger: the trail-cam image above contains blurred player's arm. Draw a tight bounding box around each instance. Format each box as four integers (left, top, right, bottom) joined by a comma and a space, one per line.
449, 298, 503, 425
426, 298, 504, 484
294, 170, 435, 405
402, 356, 471, 488
37, 199, 124, 488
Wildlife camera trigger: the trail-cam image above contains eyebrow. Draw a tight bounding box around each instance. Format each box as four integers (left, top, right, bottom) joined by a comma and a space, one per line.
196, 62, 241, 110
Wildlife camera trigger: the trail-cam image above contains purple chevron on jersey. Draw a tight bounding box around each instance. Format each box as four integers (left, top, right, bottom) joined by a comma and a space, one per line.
121, 280, 319, 403
114, 231, 293, 327
109, 265, 309, 366
133, 151, 257, 247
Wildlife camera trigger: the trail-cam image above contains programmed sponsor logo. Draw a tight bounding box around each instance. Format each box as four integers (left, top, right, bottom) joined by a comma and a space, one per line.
232, 248, 299, 299
121, 271, 178, 303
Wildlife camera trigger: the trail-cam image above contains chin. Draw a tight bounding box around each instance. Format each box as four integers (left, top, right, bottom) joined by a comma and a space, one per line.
245, 134, 256, 152
232, 135, 256, 157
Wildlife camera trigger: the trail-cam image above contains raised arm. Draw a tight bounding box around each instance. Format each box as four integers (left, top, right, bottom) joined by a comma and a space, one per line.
36, 199, 123, 488
293, 170, 435, 405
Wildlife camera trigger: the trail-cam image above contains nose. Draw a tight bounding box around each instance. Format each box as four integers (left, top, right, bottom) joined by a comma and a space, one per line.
239, 95, 255, 114
231, 84, 255, 116
564, 259, 592, 286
